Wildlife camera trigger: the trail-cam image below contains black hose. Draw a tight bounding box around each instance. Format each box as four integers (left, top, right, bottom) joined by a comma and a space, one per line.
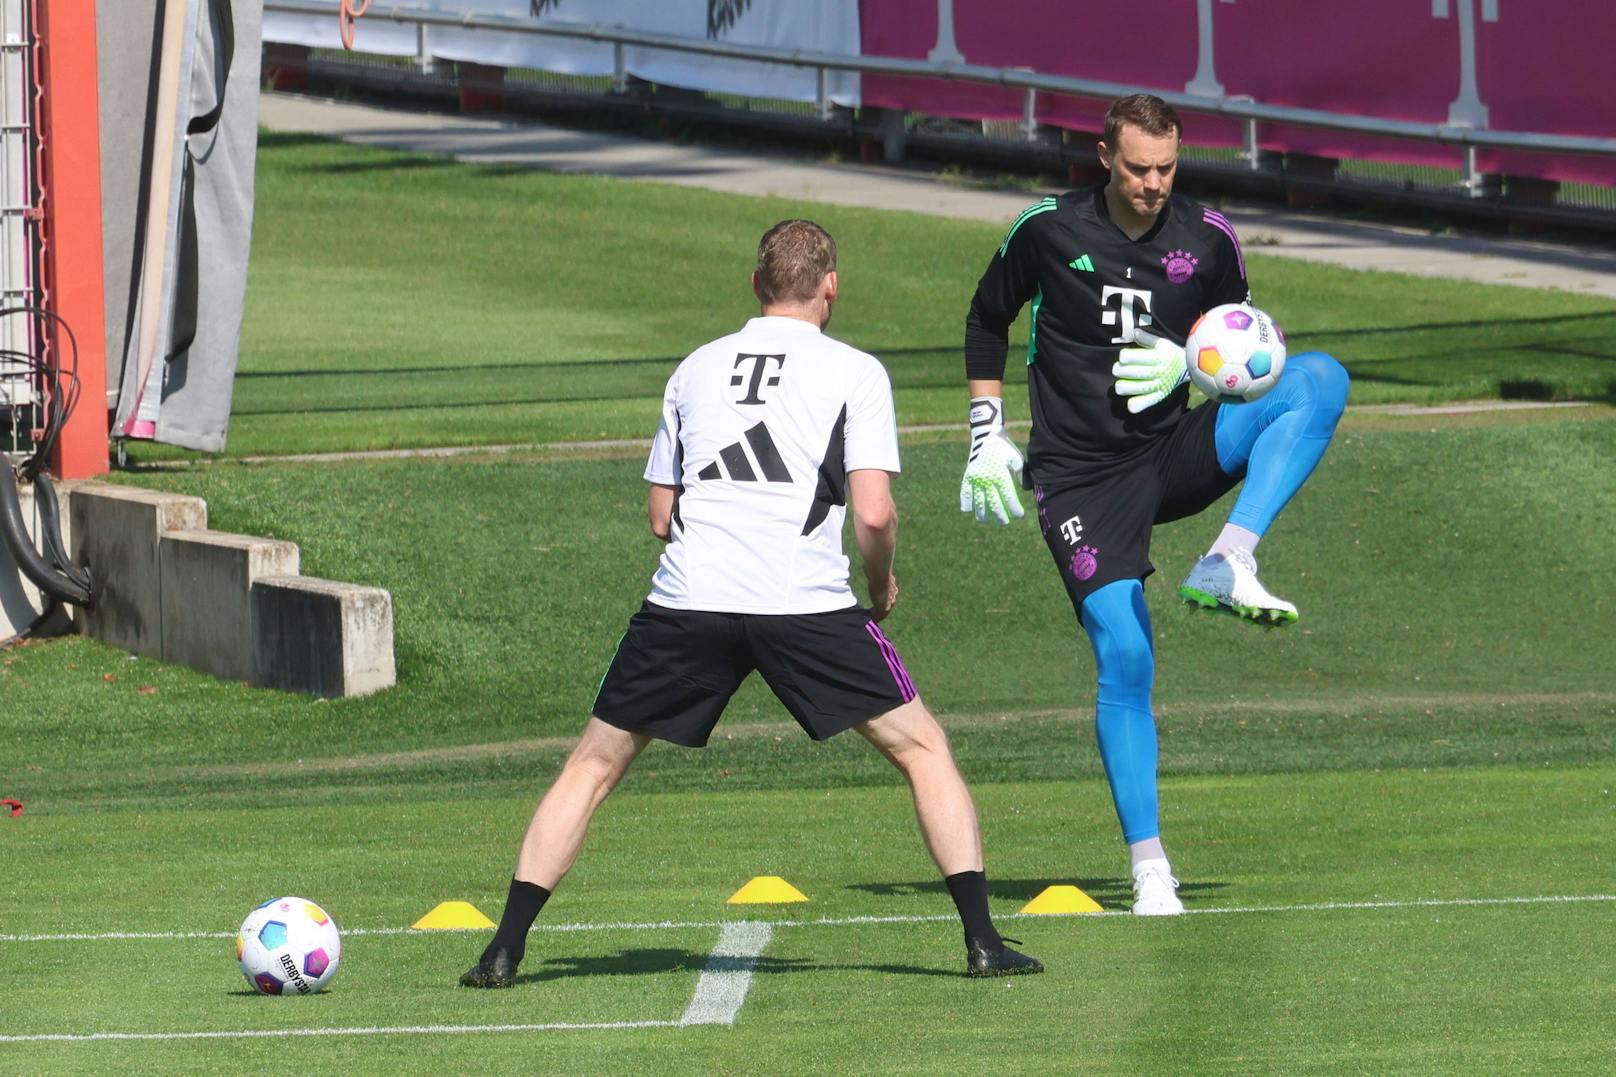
29, 471, 94, 596
0, 461, 93, 608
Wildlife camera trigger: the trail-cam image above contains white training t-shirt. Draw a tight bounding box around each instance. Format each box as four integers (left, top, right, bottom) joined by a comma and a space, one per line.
644, 316, 901, 614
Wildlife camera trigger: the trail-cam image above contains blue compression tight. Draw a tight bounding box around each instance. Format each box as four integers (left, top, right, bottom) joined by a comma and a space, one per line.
1081, 579, 1160, 844
1079, 354, 1348, 843
1214, 351, 1350, 536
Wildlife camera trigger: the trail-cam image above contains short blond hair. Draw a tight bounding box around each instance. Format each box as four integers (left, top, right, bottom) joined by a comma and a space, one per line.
755, 219, 837, 305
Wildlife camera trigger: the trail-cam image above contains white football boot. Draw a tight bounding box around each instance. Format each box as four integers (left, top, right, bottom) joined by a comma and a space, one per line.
1131, 858, 1185, 917
1179, 547, 1299, 626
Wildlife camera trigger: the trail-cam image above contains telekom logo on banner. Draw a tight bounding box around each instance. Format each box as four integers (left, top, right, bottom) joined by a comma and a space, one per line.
1185, 0, 1236, 98
864, 0, 1609, 185
929, 0, 962, 63
1433, 0, 1500, 127
920, 0, 1501, 114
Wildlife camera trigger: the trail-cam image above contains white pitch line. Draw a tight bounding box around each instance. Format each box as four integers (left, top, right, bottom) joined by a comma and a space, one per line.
5, 897, 1614, 1046
2, 893, 1612, 945
0, 1020, 679, 1044
679, 921, 773, 1027
0, 924, 776, 1045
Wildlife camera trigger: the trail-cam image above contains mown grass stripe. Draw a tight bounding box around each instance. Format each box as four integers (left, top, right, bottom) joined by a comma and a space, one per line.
0, 1021, 681, 1045
4, 893, 1611, 945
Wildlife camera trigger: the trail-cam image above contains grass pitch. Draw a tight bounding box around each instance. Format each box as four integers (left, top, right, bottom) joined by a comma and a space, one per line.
5, 769, 1614, 1072
119, 132, 1616, 461
6, 421, 1613, 1071
3, 133, 1615, 1072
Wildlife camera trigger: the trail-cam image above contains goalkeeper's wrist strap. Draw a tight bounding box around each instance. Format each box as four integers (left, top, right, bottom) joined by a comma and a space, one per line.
968, 397, 1004, 456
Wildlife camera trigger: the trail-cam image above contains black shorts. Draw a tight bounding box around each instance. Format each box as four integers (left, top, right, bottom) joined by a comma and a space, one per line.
1034, 401, 1238, 614
591, 601, 918, 747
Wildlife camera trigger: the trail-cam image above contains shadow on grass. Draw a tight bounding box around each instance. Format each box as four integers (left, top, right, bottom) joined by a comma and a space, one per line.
258, 131, 348, 151
514, 947, 952, 982
1299, 308, 1616, 340
295, 156, 465, 176
234, 344, 962, 381
847, 877, 1230, 909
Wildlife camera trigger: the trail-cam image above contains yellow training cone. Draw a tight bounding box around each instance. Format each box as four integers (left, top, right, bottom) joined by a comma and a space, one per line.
1019, 885, 1103, 915
412, 901, 497, 930
727, 876, 809, 904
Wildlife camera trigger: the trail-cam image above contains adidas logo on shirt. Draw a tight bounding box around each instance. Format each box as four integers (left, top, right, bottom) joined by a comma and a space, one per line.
696, 421, 793, 483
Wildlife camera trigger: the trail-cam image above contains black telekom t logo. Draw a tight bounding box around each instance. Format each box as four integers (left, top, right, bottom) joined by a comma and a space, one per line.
731, 353, 786, 404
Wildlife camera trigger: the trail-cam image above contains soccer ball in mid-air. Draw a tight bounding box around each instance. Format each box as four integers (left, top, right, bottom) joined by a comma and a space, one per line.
1186, 302, 1287, 404
237, 897, 342, 995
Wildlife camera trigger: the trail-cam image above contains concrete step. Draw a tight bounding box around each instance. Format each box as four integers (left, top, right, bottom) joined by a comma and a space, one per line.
53, 481, 395, 698
68, 481, 207, 655
161, 530, 300, 682
252, 574, 396, 699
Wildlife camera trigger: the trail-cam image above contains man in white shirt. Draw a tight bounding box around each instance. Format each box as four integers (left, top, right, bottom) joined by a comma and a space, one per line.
461, 220, 1041, 987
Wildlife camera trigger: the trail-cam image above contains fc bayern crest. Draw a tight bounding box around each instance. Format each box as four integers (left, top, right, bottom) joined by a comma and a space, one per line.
1162, 249, 1198, 285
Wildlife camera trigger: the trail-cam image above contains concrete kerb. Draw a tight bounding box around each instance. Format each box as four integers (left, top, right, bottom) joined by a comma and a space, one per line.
252, 574, 396, 699
161, 531, 300, 683
68, 481, 207, 657
44, 481, 394, 698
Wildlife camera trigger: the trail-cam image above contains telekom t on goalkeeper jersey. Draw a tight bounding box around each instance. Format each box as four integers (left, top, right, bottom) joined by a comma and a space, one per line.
644, 316, 900, 614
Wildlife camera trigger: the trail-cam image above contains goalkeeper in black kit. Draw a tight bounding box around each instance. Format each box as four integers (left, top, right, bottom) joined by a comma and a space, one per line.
959, 94, 1349, 914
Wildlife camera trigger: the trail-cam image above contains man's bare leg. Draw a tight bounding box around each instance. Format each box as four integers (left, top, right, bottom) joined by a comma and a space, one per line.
462, 718, 648, 987
516, 718, 649, 888
857, 698, 983, 875
858, 699, 1042, 977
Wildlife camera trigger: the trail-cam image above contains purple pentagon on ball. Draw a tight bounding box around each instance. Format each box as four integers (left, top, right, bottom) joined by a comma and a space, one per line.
1274, 322, 1286, 344
258, 920, 289, 950
1247, 350, 1272, 378
254, 972, 284, 995
1222, 309, 1253, 331
303, 948, 331, 978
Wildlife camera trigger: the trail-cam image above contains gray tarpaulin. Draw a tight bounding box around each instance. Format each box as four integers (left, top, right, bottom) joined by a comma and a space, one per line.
106, 0, 260, 454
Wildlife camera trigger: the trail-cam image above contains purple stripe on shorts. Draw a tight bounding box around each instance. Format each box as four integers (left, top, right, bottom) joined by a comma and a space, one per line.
1202, 208, 1246, 282
864, 621, 917, 702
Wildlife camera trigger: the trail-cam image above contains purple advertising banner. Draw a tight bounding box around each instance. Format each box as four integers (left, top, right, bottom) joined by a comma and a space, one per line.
862, 1, 1615, 185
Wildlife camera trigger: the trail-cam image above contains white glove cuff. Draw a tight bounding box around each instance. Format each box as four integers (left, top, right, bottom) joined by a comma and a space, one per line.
968, 396, 1005, 434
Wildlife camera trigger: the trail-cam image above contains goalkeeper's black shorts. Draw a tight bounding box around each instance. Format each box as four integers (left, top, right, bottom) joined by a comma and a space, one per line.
1035, 399, 1238, 613
592, 601, 917, 747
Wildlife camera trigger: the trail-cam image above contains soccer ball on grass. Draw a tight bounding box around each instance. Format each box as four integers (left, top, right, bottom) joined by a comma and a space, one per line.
237, 896, 342, 995
1186, 302, 1287, 404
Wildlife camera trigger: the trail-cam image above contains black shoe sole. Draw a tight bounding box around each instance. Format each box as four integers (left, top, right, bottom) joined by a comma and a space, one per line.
459, 962, 517, 988
966, 951, 1045, 978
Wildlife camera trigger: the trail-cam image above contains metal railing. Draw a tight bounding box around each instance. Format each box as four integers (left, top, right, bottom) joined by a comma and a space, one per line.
263, 0, 1616, 222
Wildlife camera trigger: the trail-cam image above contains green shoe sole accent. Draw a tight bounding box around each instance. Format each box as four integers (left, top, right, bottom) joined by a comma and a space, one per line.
1178, 586, 1299, 627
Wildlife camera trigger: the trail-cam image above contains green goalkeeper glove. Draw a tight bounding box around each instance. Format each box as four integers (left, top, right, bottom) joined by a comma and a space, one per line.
959, 396, 1026, 526
1112, 329, 1189, 414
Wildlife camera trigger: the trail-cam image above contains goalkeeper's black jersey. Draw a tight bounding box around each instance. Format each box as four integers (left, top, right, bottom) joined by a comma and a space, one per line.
965, 187, 1250, 488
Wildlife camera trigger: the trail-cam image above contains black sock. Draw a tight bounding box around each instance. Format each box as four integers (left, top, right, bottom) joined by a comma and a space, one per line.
482, 877, 551, 964
944, 870, 1001, 950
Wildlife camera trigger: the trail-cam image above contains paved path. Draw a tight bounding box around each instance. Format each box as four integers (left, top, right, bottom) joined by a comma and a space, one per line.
259, 92, 1616, 298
